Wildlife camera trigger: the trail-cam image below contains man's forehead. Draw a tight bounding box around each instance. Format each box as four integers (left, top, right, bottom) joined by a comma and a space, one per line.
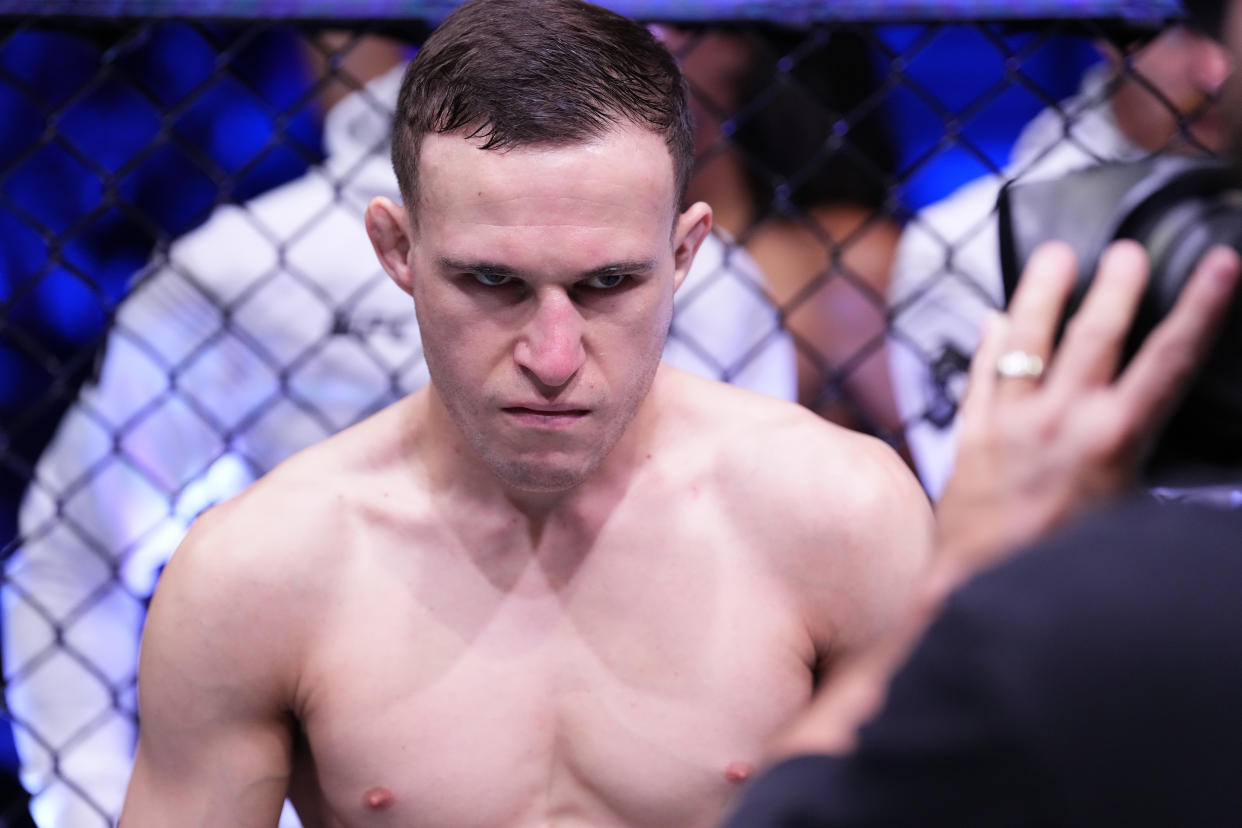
412, 128, 680, 275
416, 126, 677, 215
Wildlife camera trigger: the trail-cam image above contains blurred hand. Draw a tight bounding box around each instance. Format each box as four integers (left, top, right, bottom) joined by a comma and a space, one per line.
935, 239, 1240, 579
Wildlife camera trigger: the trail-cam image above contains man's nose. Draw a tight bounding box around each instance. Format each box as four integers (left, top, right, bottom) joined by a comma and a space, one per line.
514, 289, 586, 390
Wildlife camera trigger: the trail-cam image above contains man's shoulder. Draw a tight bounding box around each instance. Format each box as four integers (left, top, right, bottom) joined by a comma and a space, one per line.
657, 366, 819, 456
661, 368, 928, 527
658, 369, 934, 656
172, 463, 349, 590
174, 399, 418, 581
748, 416, 928, 543
140, 462, 334, 714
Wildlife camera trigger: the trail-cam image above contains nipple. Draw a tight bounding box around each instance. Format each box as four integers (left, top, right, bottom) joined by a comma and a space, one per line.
362, 786, 395, 810
724, 761, 754, 784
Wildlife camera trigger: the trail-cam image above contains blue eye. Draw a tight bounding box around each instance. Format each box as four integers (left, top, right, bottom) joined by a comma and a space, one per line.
472, 271, 515, 287
583, 273, 627, 290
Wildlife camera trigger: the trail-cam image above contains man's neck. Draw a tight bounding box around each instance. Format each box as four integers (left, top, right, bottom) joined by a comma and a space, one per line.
409, 380, 659, 570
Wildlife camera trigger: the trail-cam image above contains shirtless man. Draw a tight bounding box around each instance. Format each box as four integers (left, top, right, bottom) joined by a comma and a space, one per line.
118, 1, 932, 825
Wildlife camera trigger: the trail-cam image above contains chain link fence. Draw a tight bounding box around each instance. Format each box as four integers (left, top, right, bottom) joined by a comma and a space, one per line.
0, 1, 1211, 825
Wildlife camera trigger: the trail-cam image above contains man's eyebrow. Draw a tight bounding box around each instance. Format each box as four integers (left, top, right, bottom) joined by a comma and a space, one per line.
438, 258, 658, 279
581, 259, 658, 279
437, 258, 521, 279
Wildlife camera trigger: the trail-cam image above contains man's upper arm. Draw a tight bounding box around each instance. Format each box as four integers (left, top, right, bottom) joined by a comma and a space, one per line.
791, 427, 936, 670
121, 509, 295, 828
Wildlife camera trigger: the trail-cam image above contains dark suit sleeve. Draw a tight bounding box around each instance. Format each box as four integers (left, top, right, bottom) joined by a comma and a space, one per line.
725, 499, 1242, 828
724, 577, 1046, 828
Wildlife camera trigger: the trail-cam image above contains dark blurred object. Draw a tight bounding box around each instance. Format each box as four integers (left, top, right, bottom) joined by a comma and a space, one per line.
728, 23, 896, 216
998, 155, 1242, 479
1181, 0, 1225, 38
0, 774, 34, 827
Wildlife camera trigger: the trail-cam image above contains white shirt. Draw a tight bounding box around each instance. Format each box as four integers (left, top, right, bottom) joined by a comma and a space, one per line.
887, 65, 1144, 497
2, 63, 796, 828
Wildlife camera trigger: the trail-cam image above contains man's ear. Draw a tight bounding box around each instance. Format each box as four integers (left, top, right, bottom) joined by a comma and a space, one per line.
365, 196, 416, 295
672, 201, 713, 292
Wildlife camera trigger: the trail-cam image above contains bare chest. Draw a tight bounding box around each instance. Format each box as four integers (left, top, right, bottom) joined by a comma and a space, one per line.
290, 537, 815, 827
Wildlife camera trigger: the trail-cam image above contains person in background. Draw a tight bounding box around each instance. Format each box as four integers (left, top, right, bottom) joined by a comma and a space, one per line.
3, 26, 797, 828
667, 24, 903, 438
888, 19, 1232, 496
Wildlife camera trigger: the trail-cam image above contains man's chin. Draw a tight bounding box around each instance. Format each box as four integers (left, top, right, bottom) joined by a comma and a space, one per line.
487, 456, 600, 495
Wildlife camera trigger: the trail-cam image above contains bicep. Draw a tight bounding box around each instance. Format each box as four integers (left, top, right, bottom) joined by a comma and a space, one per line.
121, 530, 294, 828
804, 438, 936, 666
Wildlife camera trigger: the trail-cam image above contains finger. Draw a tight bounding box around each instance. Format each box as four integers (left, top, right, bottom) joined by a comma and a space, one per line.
1115, 245, 1241, 435
996, 241, 1078, 398
1044, 240, 1149, 395
955, 311, 1009, 434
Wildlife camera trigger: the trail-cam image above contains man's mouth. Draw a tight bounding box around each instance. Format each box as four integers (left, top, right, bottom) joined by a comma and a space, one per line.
502, 406, 590, 427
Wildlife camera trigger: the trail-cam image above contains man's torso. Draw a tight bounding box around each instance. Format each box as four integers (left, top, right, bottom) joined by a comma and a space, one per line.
269, 374, 842, 827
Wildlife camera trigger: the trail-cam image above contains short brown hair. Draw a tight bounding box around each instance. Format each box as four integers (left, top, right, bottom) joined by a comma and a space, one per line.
391, 0, 694, 221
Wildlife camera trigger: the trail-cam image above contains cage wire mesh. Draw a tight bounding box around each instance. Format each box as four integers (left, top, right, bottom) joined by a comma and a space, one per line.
0, 0, 1210, 824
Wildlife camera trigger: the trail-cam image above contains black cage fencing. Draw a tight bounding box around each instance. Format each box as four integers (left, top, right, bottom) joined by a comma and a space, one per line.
0, 0, 1212, 824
